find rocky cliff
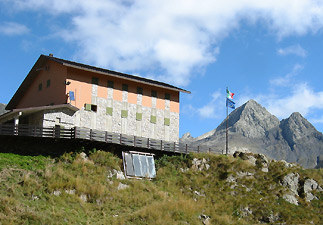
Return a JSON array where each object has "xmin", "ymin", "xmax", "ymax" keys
[{"xmin": 181, "ymin": 99, "xmax": 323, "ymax": 168}]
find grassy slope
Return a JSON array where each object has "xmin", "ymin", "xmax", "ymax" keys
[{"xmin": 0, "ymin": 151, "xmax": 322, "ymax": 225}]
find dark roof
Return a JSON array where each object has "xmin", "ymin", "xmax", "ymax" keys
[{"xmin": 6, "ymin": 54, "xmax": 190, "ymax": 110}]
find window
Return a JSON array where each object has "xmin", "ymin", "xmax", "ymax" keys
[
  {"xmin": 92, "ymin": 77, "xmax": 99, "ymax": 85},
  {"xmin": 165, "ymin": 93, "xmax": 170, "ymax": 100},
  {"xmin": 38, "ymin": 83, "xmax": 42, "ymax": 91},
  {"xmin": 136, "ymin": 113, "xmax": 142, "ymax": 121},
  {"xmin": 137, "ymin": 87, "xmax": 143, "ymax": 95},
  {"xmin": 150, "ymin": 115, "xmax": 156, "ymax": 124},
  {"xmin": 121, "ymin": 110, "xmax": 128, "ymax": 118},
  {"xmin": 151, "ymin": 90, "xmax": 157, "ymax": 98},
  {"xmin": 122, "ymin": 151, "xmax": 156, "ymax": 178},
  {"xmin": 107, "ymin": 80, "xmax": 114, "ymax": 88},
  {"xmin": 106, "ymin": 107, "xmax": 113, "ymax": 116},
  {"xmin": 46, "ymin": 79, "xmax": 51, "ymax": 88},
  {"xmin": 85, "ymin": 103, "xmax": 97, "ymax": 112},
  {"xmin": 164, "ymin": 118, "xmax": 170, "ymax": 126},
  {"xmin": 122, "ymin": 84, "xmax": 128, "ymax": 91}
]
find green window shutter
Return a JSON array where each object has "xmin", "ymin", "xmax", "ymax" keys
[
  {"xmin": 164, "ymin": 118, "xmax": 170, "ymax": 126},
  {"xmin": 121, "ymin": 110, "xmax": 128, "ymax": 118},
  {"xmin": 122, "ymin": 84, "xmax": 128, "ymax": 91},
  {"xmin": 107, "ymin": 80, "xmax": 114, "ymax": 88},
  {"xmin": 151, "ymin": 90, "xmax": 157, "ymax": 98},
  {"xmin": 165, "ymin": 93, "xmax": 170, "ymax": 100},
  {"xmin": 106, "ymin": 107, "xmax": 113, "ymax": 116},
  {"xmin": 85, "ymin": 104, "xmax": 91, "ymax": 111},
  {"xmin": 150, "ymin": 115, "xmax": 156, "ymax": 124},
  {"xmin": 47, "ymin": 79, "xmax": 51, "ymax": 88},
  {"xmin": 136, "ymin": 113, "xmax": 142, "ymax": 121},
  {"xmin": 92, "ymin": 77, "xmax": 99, "ymax": 85},
  {"xmin": 137, "ymin": 87, "xmax": 143, "ymax": 94},
  {"xmin": 38, "ymin": 83, "xmax": 42, "ymax": 91}
]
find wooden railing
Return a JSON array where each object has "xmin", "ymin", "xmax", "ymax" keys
[{"xmin": 0, "ymin": 124, "xmax": 221, "ymax": 154}]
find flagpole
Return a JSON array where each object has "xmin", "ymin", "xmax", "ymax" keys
[{"xmin": 226, "ymin": 87, "xmax": 229, "ymax": 155}]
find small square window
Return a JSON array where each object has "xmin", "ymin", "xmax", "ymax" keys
[
  {"xmin": 136, "ymin": 113, "xmax": 142, "ymax": 121},
  {"xmin": 106, "ymin": 107, "xmax": 113, "ymax": 116},
  {"xmin": 151, "ymin": 90, "xmax": 157, "ymax": 98},
  {"xmin": 122, "ymin": 84, "xmax": 128, "ymax": 91},
  {"xmin": 92, "ymin": 77, "xmax": 99, "ymax": 85},
  {"xmin": 165, "ymin": 93, "xmax": 170, "ymax": 100},
  {"xmin": 121, "ymin": 110, "xmax": 128, "ymax": 118},
  {"xmin": 47, "ymin": 79, "xmax": 51, "ymax": 88},
  {"xmin": 85, "ymin": 103, "xmax": 91, "ymax": 111},
  {"xmin": 150, "ymin": 115, "xmax": 156, "ymax": 124},
  {"xmin": 38, "ymin": 83, "xmax": 42, "ymax": 91},
  {"xmin": 164, "ymin": 118, "xmax": 170, "ymax": 126},
  {"xmin": 107, "ymin": 80, "xmax": 114, "ymax": 88},
  {"xmin": 137, "ymin": 87, "xmax": 143, "ymax": 95},
  {"xmin": 85, "ymin": 104, "xmax": 97, "ymax": 112},
  {"xmin": 91, "ymin": 105, "xmax": 97, "ymax": 112}
]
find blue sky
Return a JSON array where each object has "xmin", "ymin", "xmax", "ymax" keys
[{"xmin": 1, "ymin": 0, "xmax": 323, "ymax": 138}]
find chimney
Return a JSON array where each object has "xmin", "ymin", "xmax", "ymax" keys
[{"xmin": 49, "ymin": 53, "xmax": 53, "ymax": 57}]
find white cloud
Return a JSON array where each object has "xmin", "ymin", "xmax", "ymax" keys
[
  {"xmin": 198, "ymin": 91, "xmax": 223, "ymax": 118},
  {"xmin": 265, "ymin": 83, "xmax": 323, "ymax": 118},
  {"xmin": 277, "ymin": 44, "xmax": 307, "ymax": 57},
  {"xmin": 270, "ymin": 64, "xmax": 303, "ymax": 86},
  {"xmin": 2, "ymin": 0, "xmax": 323, "ymax": 85},
  {"xmin": 0, "ymin": 22, "xmax": 29, "ymax": 36},
  {"xmin": 239, "ymin": 64, "xmax": 323, "ymax": 119}
]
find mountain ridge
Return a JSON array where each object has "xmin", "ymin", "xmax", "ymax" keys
[{"xmin": 181, "ymin": 99, "xmax": 323, "ymax": 168}]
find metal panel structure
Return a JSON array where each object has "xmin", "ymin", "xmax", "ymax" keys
[{"xmin": 122, "ymin": 151, "xmax": 156, "ymax": 179}]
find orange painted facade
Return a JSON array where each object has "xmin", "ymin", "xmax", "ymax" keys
[
  {"xmin": 16, "ymin": 61, "xmax": 67, "ymax": 109},
  {"xmin": 66, "ymin": 67, "xmax": 92, "ymax": 109},
  {"xmin": 15, "ymin": 61, "xmax": 180, "ymax": 114}
]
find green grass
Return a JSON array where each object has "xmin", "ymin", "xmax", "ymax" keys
[
  {"xmin": 0, "ymin": 151, "xmax": 321, "ymax": 224},
  {"xmin": 0, "ymin": 153, "xmax": 50, "ymax": 171}
]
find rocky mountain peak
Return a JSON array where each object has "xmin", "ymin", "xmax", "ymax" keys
[
  {"xmin": 222, "ymin": 99, "xmax": 280, "ymax": 138},
  {"xmin": 185, "ymin": 99, "xmax": 323, "ymax": 168},
  {"xmin": 280, "ymin": 112, "xmax": 319, "ymax": 147}
]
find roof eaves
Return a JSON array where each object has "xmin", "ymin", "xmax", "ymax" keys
[{"xmin": 45, "ymin": 55, "xmax": 191, "ymax": 94}]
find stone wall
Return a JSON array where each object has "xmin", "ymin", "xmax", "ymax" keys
[
  {"xmin": 73, "ymin": 96, "xmax": 179, "ymax": 142},
  {"xmin": 43, "ymin": 108, "xmax": 76, "ymax": 128}
]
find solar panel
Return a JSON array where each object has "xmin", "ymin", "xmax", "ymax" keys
[
  {"xmin": 140, "ymin": 155, "xmax": 148, "ymax": 177},
  {"xmin": 132, "ymin": 154, "xmax": 142, "ymax": 177},
  {"xmin": 122, "ymin": 151, "xmax": 156, "ymax": 179},
  {"xmin": 147, "ymin": 156, "xmax": 156, "ymax": 178},
  {"xmin": 124, "ymin": 153, "xmax": 135, "ymax": 176}
]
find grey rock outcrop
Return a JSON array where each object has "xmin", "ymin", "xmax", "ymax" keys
[
  {"xmin": 281, "ymin": 173, "xmax": 300, "ymax": 205},
  {"xmin": 181, "ymin": 99, "xmax": 323, "ymax": 168},
  {"xmin": 303, "ymin": 179, "xmax": 322, "ymax": 202}
]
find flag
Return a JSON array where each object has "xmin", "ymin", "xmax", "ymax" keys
[
  {"xmin": 226, "ymin": 98, "xmax": 235, "ymax": 109},
  {"xmin": 69, "ymin": 91, "xmax": 75, "ymax": 101},
  {"xmin": 226, "ymin": 88, "xmax": 234, "ymax": 99}
]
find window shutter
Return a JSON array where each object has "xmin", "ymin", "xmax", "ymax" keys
[
  {"xmin": 106, "ymin": 107, "xmax": 113, "ymax": 116},
  {"xmin": 121, "ymin": 110, "xmax": 128, "ymax": 118},
  {"xmin": 92, "ymin": 77, "xmax": 99, "ymax": 85},
  {"xmin": 85, "ymin": 104, "xmax": 91, "ymax": 111},
  {"xmin": 136, "ymin": 113, "xmax": 142, "ymax": 121},
  {"xmin": 150, "ymin": 115, "xmax": 156, "ymax": 124},
  {"xmin": 164, "ymin": 118, "xmax": 170, "ymax": 126}
]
